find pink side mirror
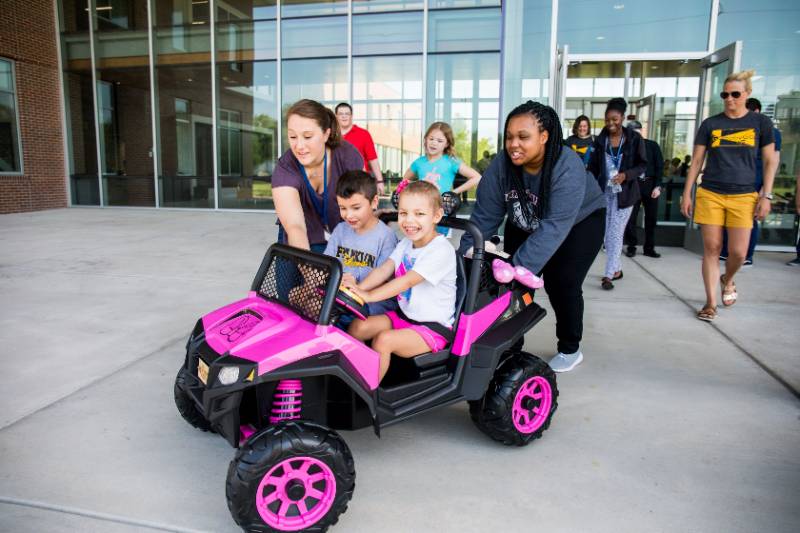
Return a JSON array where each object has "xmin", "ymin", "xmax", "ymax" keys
[
  {"xmin": 492, "ymin": 259, "xmax": 515, "ymax": 284},
  {"xmin": 513, "ymin": 265, "xmax": 544, "ymax": 289}
]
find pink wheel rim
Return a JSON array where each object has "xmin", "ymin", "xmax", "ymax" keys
[
  {"xmin": 255, "ymin": 456, "xmax": 336, "ymax": 531},
  {"xmin": 511, "ymin": 376, "xmax": 553, "ymax": 434}
]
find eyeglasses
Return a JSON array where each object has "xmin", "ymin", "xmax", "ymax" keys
[{"xmin": 720, "ymin": 91, "xmax": 742, "ymax": 100}]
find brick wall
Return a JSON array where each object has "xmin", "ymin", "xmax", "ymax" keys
[{"xmin": 0, "ymin": 0, "xmax": 68, "ymax": 214}]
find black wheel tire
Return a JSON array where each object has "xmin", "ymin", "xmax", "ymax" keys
[
  {"xmin": 469, "ymin": 351, "xmax": 559, "ymax": 446},
  {"xmin": 226, "ymin": 421, "xmax": 355, "ymax": 533},
  {"xmin": 174, "ymin": 368, "xmax": 214, "ymax": 432}
]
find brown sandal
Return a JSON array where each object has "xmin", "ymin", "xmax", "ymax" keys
[
  {"xmin": 697, "ymin": 306, "xmax": 717, "ymax": 322},
  {"xmin": 720, "ymin": 275, "xmax": 737, "ymax": 307}
]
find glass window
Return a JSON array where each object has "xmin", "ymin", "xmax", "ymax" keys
[
  {"xmin": 352, "ymin": 0, "xmax": 422, "ymax": 13},
  {"xmin": 558, "ymin": 0, "xmax": 711, "ymax": 54},
  {"xmin": 428, "ymin": 7, "xmax": 501, "ymax": 53},
  {"xmin": 353, "ymin": 56, "xmax": 423, "ymax": 190},
  {"xmin": 502, "ymin": 0, "xmax": 552, "ymax": 115},
  {"xmin": 427, "ymin": 53, "xmax": 500, "ymax": 184},
  {"xmin": 59, "ymin": 0, "xmax": 99, "ymax": 205},
  {"xmin": 281, "ymin": 57, "xmax": 347, "ymax": 147},
  {"xmin": 716, "ymin": 0, "xmax": 800, "ymax": 248},
  {"xmin": 217, "ymin": 61, "xmax": 278, "ymax": 209},
  {"xmin": 153, "ymin": 2, "xmax": 213, "ymax": 208},
  {"xmin": 174, "ymin": 98, "xmax": 194, "ymax": 175},
  {"xmin": 281, "ymin": 57, "xmax": 347, "ymax": 109},
  {"xmin": 281, "ymin": 0, "xmax": 347, "ymax": 18},
  {"xmin": 430, "ymin": 0, "xmax": 500, "ymax": 7},
  {"xmin": 281, "ymin": 16, "xmax": 347, "ymax": 59},
  {"xmin": 217, "ymin": 0, "xmax": 277, "ymax": 21},
  {"xmin": 218, "ymin": 109, "xmax": 242, "ymax": 176},
  {"xmin": 353, "ymin": 12, "xmax": 423, "ymax": 56},
  {"xmin": 93, "ymin": 0, "xmax": 155, "ymax": 207},
  {"xmin": 0, "ymin": 59, "xmax": 22, "ymax": 174},
  {"xmin": 153, "ymin": 1, "xmax": 211, "ymax": 59},
  {"xmin": 155, "ymin": 65, "xmax": 214, "ymax": 208},
  {"xmin": 217, "ymin": 20, "xmax": 277, "ymax": 62}
]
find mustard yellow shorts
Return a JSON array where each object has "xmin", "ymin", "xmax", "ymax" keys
[{"xmin": 694, "ymin": 187, "xmax": 757, "ymax": 229}]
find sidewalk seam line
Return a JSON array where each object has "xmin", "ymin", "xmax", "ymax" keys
[
  {"xmin": 0, "ymin": 496, "xmax": 210, "ymax": 533},
  {"xmin": 630, "ymin": 256, "xmax": 800, "ymax": 401},
  {"xmin": 0, "ymin": 333, "xmax": 187, "ymax": 433}
]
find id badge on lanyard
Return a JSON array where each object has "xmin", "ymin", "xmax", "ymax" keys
[{"xmin": 298, "ymin": 151, "xmax": 330, "ymax": 238}]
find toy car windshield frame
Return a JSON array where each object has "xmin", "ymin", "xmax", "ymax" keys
[{"xmin": 250, "ymin": 243, "xmax": 344, "ymax": 326}]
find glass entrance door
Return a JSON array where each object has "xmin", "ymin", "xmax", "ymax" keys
[
  {"xmin": 683, "ymin": 42, "xmax": 742, "ymax": 252},
  {"xmin": 629, "ymin": 94, "xmax": 655, "ymax": 138}
]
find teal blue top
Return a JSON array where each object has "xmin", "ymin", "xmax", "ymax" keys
[{"xmin": 410, "ymin": 154, "xmax": 461, "ymax": 192}]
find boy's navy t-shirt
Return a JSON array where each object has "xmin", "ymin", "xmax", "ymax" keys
[{"xmin": 695, "ymin": 111, "xmax": 775, "ymax": 194}]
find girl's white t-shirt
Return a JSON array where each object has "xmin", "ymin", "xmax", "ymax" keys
[{"xmin": 388, "ymin": 235, "xmax": 457, "ymax": 328}]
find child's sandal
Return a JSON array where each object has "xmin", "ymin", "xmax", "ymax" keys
[
  {"xmin": 697, "ymin": 306, "xmax": 717, "ymax": 322},
  {"xmin": 720, "ymin": 275, "xmax": 737, "ymax": 307}
]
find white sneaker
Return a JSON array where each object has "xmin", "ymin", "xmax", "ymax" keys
[{"xmin": 549, "ymin": 351, "xmax": 583, "ymax": 372}]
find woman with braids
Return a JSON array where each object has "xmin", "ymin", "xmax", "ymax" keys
[
  {"xmin": 587, "ymin": 97, "xmax": 646, "ymax": 290},
  {"xmin": 273, "ymin": 99, "xmax": 365, "ymax": 252},
  {"xmin": 459, "ymin": 101, "xmax": 606, "ymax": 373}
]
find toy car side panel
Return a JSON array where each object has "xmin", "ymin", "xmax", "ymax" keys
[
  {"xmin": 255, "ymin": 351, "xmax": 377, "ymax": 429},
  {"xmin": 460, "ymin": 302, "xmax": 547, "ymax": 400}
]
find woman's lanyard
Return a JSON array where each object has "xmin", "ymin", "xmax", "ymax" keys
[
  {"xmin": 297, "ymin": 151, "xmax": 328, "ymax": 232},
  {"xmin": 606, "ymin": 135, "xmax": 624, "ymax": 172}
]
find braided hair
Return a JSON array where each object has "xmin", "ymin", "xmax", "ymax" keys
[{"xmin": 503, "ymin": 100, "xmax": 563, "ymax": 225}]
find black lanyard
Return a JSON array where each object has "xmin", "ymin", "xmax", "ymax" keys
[{"xmin": 297, "ymin": 151, "xmax": 328, "ymax": 230}]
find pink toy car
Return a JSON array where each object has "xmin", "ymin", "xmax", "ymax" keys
[{"xmin": 174, "ymin": 215, "xmax": 559, "ymax": 532}]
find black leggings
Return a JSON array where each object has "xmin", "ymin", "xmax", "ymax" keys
[{"xmin": 504, "ymin": 209, "xmax": 605, "ymax": 354}]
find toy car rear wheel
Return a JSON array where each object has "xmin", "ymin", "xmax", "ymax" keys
[
  {"xmin": 226, "ymin": 420, "xmax": 355, "ymax": 532},
  {"xmin": 469, "ymin": 351, "xmax": 558, "ymax": 446},
  {"xmin": 174, "ymin": 368, "xmax": 214, "ymax": 432}
]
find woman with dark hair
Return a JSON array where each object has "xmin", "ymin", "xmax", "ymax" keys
[
  {"xmin": 587, "ymin": 98, "xmax": 646, "ymax": 290},
  {"xmin": 460, "ymin": 101, "xmax": 606, "ymax": 373},
  {"xmin": 565, "ymin": 115, "xmax": 594, "ymax": 168},
  {"xmin": 272, "ymin": 99, "xmax": 365, "ymax": 252}
]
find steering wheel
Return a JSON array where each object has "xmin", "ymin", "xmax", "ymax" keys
[{"xmin": 318, "ymin": 286, "xmax": 369, "ymax": 321}]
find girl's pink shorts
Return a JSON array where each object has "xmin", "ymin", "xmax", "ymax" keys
[{"xmin": 385, "ymin": 311, "xmax": 449, "ymax": 352}]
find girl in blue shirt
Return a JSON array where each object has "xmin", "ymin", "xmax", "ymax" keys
[{"xmin": 403, "ymin": 122, "xmax": 481, "ymax": 195}]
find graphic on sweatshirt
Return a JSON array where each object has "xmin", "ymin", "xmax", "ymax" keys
[{"xmin": 504, "ymin": 188, "xmax": 540, "ymax": 232}]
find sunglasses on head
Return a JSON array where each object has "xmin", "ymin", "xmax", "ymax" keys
[{"xmin": 720, "ymin": 91, "xmax": 742, "ymax": 100}]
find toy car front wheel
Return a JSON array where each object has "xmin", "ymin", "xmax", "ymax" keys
[
  {"xmin": 226, "ymin": 421, "xmax": 355, "ymax": 532},
  {"xmin": 469, "ymin": 351, "xmax": 558, "ymax": 446},
  {"xmin": 174, "ymin": 368, "xmax": 214, "ymax": 432}
]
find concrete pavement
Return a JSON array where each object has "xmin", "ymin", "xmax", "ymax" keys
[{"xmin": 1, "ymin": 208, "xmax": 798, "ymax": 533}]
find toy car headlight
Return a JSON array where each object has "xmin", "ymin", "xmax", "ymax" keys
[{"xmin": 217, "ymin": 366, "xmax": 240, "ymax": 386}]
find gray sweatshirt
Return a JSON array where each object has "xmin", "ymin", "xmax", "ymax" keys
[{"xmin": 459, "ymin": 148, "xmax": 605, "ymax": 273}]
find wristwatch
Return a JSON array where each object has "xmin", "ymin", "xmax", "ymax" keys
[{"xmin": 761, "ymin": 192, "xmax": 774, "ymax": 201}]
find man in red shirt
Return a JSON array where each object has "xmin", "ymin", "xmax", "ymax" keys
[{"xmin": 335, "ymin": 103, "xmax": 385, "ymax": 195}]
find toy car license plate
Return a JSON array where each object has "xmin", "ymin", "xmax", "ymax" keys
[{"xmin": 197, "ymin": 359, "xmax": 209, "ymax": 385}]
